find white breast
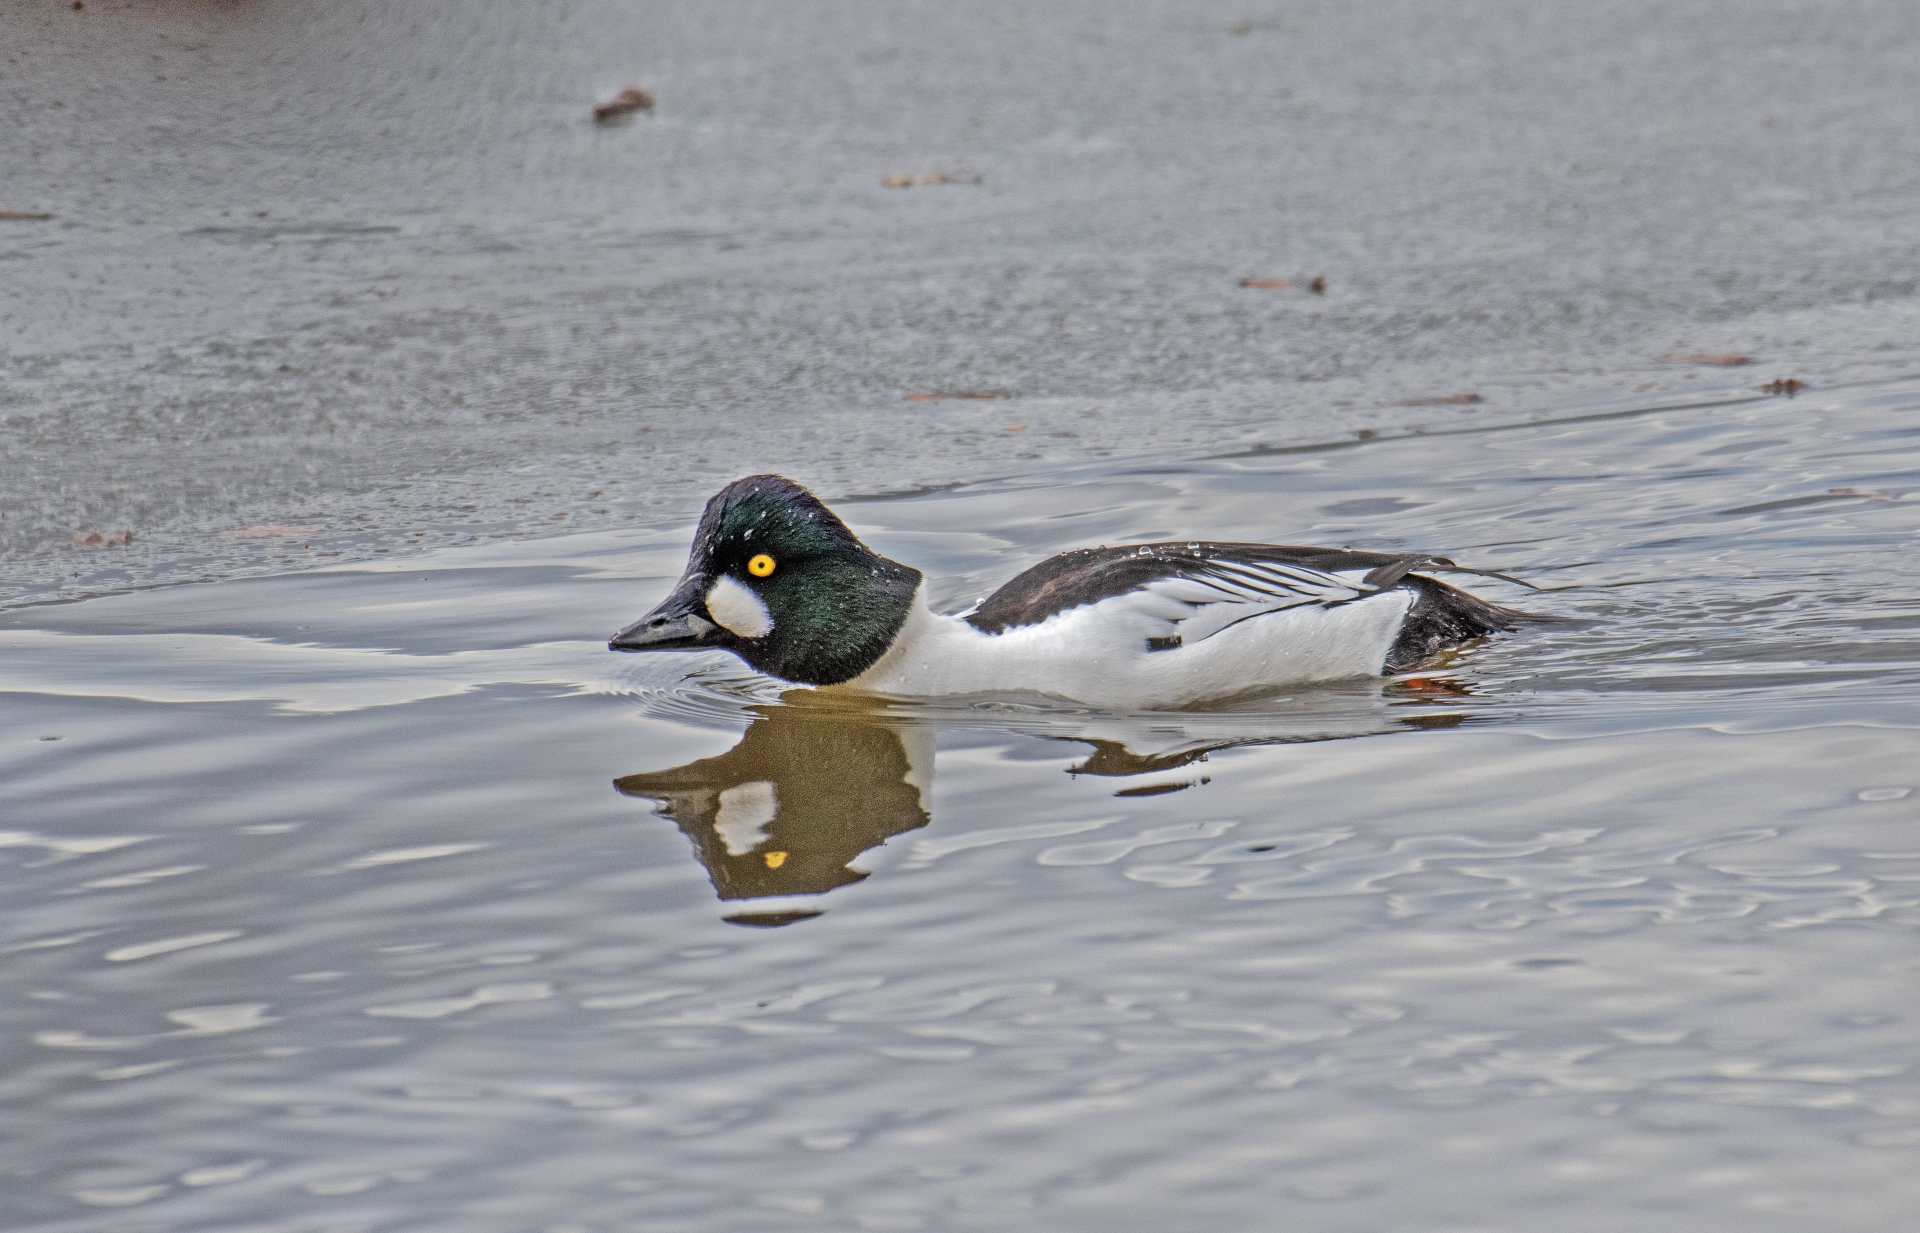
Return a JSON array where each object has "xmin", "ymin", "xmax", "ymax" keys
[{"xmin": 842, "ymin": 583, "xmax": 1414, "ymax": 709}]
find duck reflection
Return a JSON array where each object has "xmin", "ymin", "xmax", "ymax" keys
[
  {"xmin": 614, "ymin": 697, "xmax": 934, "ymax": 927},
  {"xmin": 614, "ymin": 681, "xmax": 1470, "ymax": 927}
]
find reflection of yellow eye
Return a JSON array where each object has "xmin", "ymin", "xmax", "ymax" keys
[{"xmin": 747, "ymin": 554, "xmax": 776, "ymax": 577}]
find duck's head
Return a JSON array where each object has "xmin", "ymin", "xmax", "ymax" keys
[{"xmin": 609, "ymin": 474, "xmax": 922, "ymax": 686}]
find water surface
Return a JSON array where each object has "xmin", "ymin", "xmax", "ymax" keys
[
  {"xmin": 9, "ymin": 0, "xmax": 1920, "ymax": 603},
  {"xmin": 6, "ymin": 375, "xmax": 1919, "ymax": 1231}
]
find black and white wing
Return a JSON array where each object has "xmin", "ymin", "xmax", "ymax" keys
[
  {"xmin": 964, "ymin": 541, "xmax": 1428, "ymax": 651},
  {"xmin": 964, "ymin": 540, "xmax": 1533, "ymax": 665},
  {"xmin": 1122, "ymin": 557, "xmax": 1383, "ymax": 649}
]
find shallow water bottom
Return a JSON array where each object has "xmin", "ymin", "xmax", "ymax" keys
[{"xmin": 5, "ymin": 378, "xmax": 1920, "ymax": 1231}]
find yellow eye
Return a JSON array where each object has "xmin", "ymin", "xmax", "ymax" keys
[{"xmin": 747, "ymin": 553, "xmax": 776, "ymax": 577}]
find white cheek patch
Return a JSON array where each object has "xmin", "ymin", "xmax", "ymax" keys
[{"xmin": 706, "ymin": 574, "xmax": 774, "ymax": 639}]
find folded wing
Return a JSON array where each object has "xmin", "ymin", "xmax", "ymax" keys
[{"xmin": 1127, "ymin": 558, "xmax": 1383, "ymax": 648}]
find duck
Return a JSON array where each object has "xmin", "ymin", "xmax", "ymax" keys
[{"xmin": 608, "ymin": 474, "xmax": 1532, "ymax": 710}]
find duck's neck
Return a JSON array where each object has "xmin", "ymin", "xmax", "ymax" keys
[{"xmin": 838, "ymin": 590, "xmax": 988, "ymax": 694}]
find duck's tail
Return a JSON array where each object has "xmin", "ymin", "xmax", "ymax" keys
[{"xmin": 1384, "ymin": 572, "xmax": 1537, "ymax": 674}]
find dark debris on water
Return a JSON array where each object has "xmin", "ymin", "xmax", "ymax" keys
[
  {"xmin": 1239, "ymin": 275, "xmax": 1327, "ymax": 293},
  {"xmin": 593, "ymin": 86, "xmax": 654, "ymax": 123},
  {"xmin": 1665, "ymin": 351, "xmax": 1753, "ymax": 366},
  {"xmin": 882, "ymin": 172, "xmax": 982, "ymax": 188},
  {"xmin": 904, "ymin": 390, "xmax": 1015, "ymax": 402}
]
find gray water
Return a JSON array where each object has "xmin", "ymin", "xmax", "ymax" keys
[
  {"xmin": 7, "ymin": 2, "xmax": 1920, "ymax": 1231},
  {"xmin": 7, "ymin": 0, "xmax": 1920, "ymax": 604},
  {"xmin": 7, "ymin": 378, "xmax": 1920, "ymax": 1231}
]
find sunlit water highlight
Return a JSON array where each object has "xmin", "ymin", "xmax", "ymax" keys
[{"xmin": 4, "ymin": 377, "xmax": 1919, "ymax": 1232}]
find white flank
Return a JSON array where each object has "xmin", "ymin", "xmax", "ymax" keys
[
  {"xmin": 842, "ymin": 582, "xmax": 1415, "ymax": 709},
  {"xmin": 706, "ymin": 574, "xmax": 773, "ymax": 638}
]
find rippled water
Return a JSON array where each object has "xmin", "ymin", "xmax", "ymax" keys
[{"xmin": 6, "ymin": 375, "xmax": 1919, "ymax": 1231}]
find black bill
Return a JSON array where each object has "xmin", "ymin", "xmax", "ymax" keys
[{"xmin": 609, "ymin": 574, "xmax": 735, "ymax": 652}]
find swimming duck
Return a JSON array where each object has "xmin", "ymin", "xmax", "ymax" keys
[{"xmin": 609, "ymin": 474, "xmax": 1530, "ymax": 709}]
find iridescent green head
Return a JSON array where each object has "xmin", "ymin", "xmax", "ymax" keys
[{"xmin": 609, "ymin": 475, "xmax": 921, "ymax": 686}]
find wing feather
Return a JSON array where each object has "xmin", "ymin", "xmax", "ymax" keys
[
  {"xmin": 964, "ymin": 540, "xmax": 1531, "ymax": 647},
  {"xmin": 1062, "ymin": 557, "xmax": 1386, "ymax": 651}
]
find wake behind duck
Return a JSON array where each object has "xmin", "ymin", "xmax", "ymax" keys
[{"xmin": 609, "ymin": 474, "xmax": 1533, "ymax": 709}]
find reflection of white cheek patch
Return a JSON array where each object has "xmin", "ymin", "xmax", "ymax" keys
[
  {"xmin": 714, "ymin": 780, "xmax": 777, "ymax": 855},
  {"xmin": 706, "ymin": 574, "xmax": 773, "ymax": 639}
]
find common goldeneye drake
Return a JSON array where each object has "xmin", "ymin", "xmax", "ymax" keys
[{"xmin": 609, "ymin": 474, "xmax": 1531, "ymax": 709}]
